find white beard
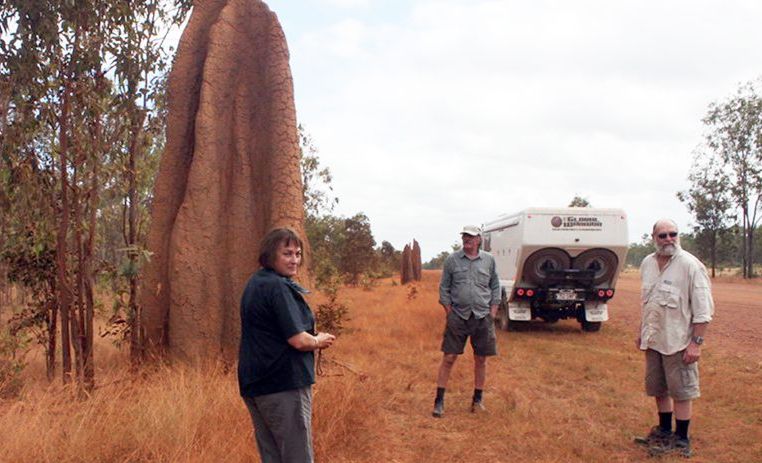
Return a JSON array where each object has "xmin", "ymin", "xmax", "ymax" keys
[{"xmin": 656, "ymin": 242, "xmax": 680, "ymax": 256}]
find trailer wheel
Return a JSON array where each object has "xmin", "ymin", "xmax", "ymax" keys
[
  {"xmin": 522, "ymin": 248, "xmax": 572, "ymax": 285},
  {"xmin": 580, "ymin": 321, "xmax": 602, "ymax": 332},
  {"xmin": 572, "ymin": 249, "xmax": 619, "ymax": 285},
  {"xmin": 496, "ymin": 299, "xmax": 510, "ymax": 331}
]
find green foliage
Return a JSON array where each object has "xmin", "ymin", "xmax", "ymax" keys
[
  {"xmin": 678, "ymin": 154, "xmax": 735, "ymax": 275},
  {"xmin": 627, "ymin": 227, "xmax": 751, "ymax": 270},
  {"xmin": 358, "ymin": 272, "xmax": 376, "ymax": 291},
  {"xmin": 98, "ymin": 287, "xmax": 131, "ymax": 347},
  {"xmin": 1, "ymin": 0, "xmax": 193, "ymax": 379},
  {"xmin": 375, "ymin": 240, "xmax": 401, "ymax": 277},
  {"xmin": 1, "ymin": 231, "xmax": 56, "ymax": 360},
  {"xmin": 341, "ymin": 213, "xmax": 377, "ymax": 284},
  {"xmin": 0, "ymin": 326, "xmax": 28, "ymax": 398},
  {"xmin": 677, "ymin": 155, "xmax": 734, "ymax": 230},
  {"xmin": 625, "ymin": 234, "xmax": 652, "ymax": 268},
  {"xmin": 305, "ymin": 214, "xmax": 342, "ymax": 289},
  {"xmin": 305, "ymin": 212, "xmax": 380, "ymax": 286},
  {"xmin": 300, "ymin": 124, "xmax": 338, "ymax": 218},
  {"xmin": 568, "ymin": 195, "xmax": 591, "ymax": 207},
  {"xmin": 423, "ymin": 251, "xmax": 450, "ymax": 270},
  {"xmin": 684, "ymin": 224, "xmax": 744, "ymax": 268},
  {"xmin": 312, "ymin": 274, "xmax": 349, "ymax": 337}
]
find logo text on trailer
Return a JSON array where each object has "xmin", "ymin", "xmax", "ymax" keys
[{"xmin": 551, "ymin": 216, "xmax": 603, "ymax": 230}]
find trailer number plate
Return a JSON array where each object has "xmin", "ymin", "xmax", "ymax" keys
[{"xmin": 556, "ymin": 289, "xmax": 578, "ymax": 301}]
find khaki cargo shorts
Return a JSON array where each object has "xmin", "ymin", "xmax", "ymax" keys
[
  {"xmin": 441, "ymin": 311, "xmax": 497, "ymax": 356},
  {"xmin": 645, "ymin": 349, "xmax": 700, "ymax": 401}
]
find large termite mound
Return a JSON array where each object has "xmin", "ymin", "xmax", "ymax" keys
[
  {"xmin": 140, "ymin": 0, "xmax": 305, "ymax": 362},
  {"xmin": 400, "ymin": 239, "xmax": 422, "ymax": 284}
]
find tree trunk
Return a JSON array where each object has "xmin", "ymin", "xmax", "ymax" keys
[
  {"xmin": 710, "ymin": 231, "xmax": 717, "ymax": 278},
  {"xmin": 71, "ymin": 165, "xmax": 85, "ymax": 388},
  {"xmin": 127, "ymin": 108, "xmax": 145, "ymax": 365},
  {"xmin": 741, "ymin": 205, "xmax": 750, "ymax": 278},
  {"xmin": 82, "ymin": 113, "xmax": 101, "ymax": 390},
  {"xmin": 46, "ymin": 289, "xmax": 57, "ymax": 382},
  {"xmin": 748, "ymin": 225, "xmax": 755, "ymax": 278},
  {"xmin": 0, "ymin": 264, "xmax": 7, "ymax": 310},
  {"xmin": 747, "ymin": 195, "xmax": 760, "ymax": 278},
  {"xmin": 56, "ymin": 79, "xmax": 74, "ymax": 384}
]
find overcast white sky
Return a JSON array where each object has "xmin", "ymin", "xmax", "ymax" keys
[{"xmin": 264, "ymin": 0, "xmax": 762, "ymax": 260}]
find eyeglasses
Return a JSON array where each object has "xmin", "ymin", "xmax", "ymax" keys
[{"xmin": 657, "ymin": 232, "xmax": 678, "ymax": 239}]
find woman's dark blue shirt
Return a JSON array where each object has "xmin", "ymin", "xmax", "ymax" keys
[{"xmin": 238, "ymin": 268, "xmax": 315, "ymax": 397}]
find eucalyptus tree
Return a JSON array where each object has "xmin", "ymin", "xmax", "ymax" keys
[
  {"xmin": 0, "ymin": 0, "xmax": 190, "ymax": 387},
  {"xmin": 1, "ymin": 1, "xmax": 121, "ymax": 389},
  {"xmin": 677, "ymin": 154, "xmax": 734, "ymax": 277},
  {"xmin": 300, "ymin": 124, "xmax": 338, "ymax": 219},
  {"xmin": 2, "ymin": 2, "xmax": 93, "ymax": 384},
  {"xmin": 104, "ymin": 0, "xmax": 191, "ymax": 363},
  {"xmin": 703, "ymin": 79, "xmax": 762, "ymax": 278}
]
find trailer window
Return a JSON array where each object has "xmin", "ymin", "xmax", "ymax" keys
[{"xmin": 483, "ymin": 233, "xmax": 491, "ymax": 252}]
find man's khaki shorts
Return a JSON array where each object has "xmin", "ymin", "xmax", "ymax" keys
[
  {"xmin": 645, "ymin": 349, "xmax": 700, "ymax": 401},
  {"xmin": 441, "ymin": 311, "xmax": 497, "ymax": 356}
]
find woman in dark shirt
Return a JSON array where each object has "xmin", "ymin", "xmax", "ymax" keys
[{"xmin": 238, "ymin": 227, "xmax": 336, "ymax": 463}]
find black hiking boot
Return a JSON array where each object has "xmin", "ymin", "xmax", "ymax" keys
[
  {"xmin": 432, "ymin": 400, "xmax": 444, "ymax": 418},
  {"xmin": 634, "ymin": 425, "xmax": 673, "ymax": 447},
  {"xmin": 470, "ymin": 400, "xmax": 486, "ymax": 413},
  {"xmin": 650, "ymin": 436, "xmax": 692, "ymax": 458}
]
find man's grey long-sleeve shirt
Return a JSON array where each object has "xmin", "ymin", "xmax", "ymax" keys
[{"xmin": 439, "ymin": 250, "xmax": 501, "ymax": 320}]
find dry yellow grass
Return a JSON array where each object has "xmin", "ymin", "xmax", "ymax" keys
[{"xmin": 1, "ymin": 270, "xmax": 761, "ymax": 462}]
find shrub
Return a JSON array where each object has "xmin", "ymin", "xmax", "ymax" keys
[
  {"xmin": 0, "ymin": 326, "xmax": 28, "ymax": 398},
  {"xmin": 313, "ymin": 275, "xmax": 349, "ymax": 337}
]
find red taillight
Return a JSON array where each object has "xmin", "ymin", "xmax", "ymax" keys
[
  {"xmin": 606, "ymin": 289, "xmax": 614, "ymax": 297},
  {"xmin": 598, "ymin": 290, "xmax": 605, "ymax": 297},
  {"xmin": 517, "ymin": 288, "xmax": 525, "ymax": 296},
  {"xmin": 526, "ymin": 289, "xmax": 535, "ymax": 297}
]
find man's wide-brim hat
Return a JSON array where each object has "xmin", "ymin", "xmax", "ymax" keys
[{"xmin": 461, "ymin": 225, "xmax": 482, "ymax": 236}]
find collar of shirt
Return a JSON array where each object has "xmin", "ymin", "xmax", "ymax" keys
[
  {"xmin": 655, "ymin": 248, "xmax": 683, "ymax": 273},
  {"xmin": 456, "ymin": 249, "xmax": 482, "ymax": 261},
  {"xmin": 261, "ymin": 268, "xmax": 311, "ymax": 294}
]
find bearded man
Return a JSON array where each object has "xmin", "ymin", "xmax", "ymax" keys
[{"xmin": 634, "ymin": 219, "xmax": 714, "ymax": 458}]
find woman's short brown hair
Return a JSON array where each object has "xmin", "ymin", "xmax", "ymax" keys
[{"xmin": 258, "ymin": 227, "xmax": 304, "ymax": 269}]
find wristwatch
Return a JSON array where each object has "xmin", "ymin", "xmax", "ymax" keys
[{"xmin": 691, "ymin": 335, "xmax": 704, "ymax": 345}]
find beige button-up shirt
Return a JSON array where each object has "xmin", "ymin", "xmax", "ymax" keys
[{"xmin": 639, "ymin": 248, "xmax": 714, "ymax": 355}]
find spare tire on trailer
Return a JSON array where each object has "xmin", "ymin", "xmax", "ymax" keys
[
  {"xmin": 522, "ymin": 248, "xmax": 571, "ymax": 286},
  {"xmin": 572, "ymin": 248, "xmax": 619, "ymax": 285}
]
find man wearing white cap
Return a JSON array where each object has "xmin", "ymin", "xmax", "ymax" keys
[{"xmin": 432, "ymin": 225, "xmax": 500, "ymax": 418}]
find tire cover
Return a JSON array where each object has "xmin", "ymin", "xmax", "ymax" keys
[
  {"xmin": 522, "ymin": 248, "xmax": 571, "ymax": 285},
  {"xmin": 572, "ymin": 248, "xmax": 618, "ymax": 285}
]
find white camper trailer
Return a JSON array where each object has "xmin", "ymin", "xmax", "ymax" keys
[{"xmin": 482, "ymin": 208, "xmax": 629, "ymax": 332}]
